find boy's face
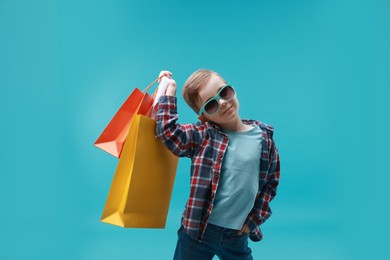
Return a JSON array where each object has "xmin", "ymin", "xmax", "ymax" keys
[{"xmin": 197, "ymin": 74, "xmax": 241, "ymax": 127}]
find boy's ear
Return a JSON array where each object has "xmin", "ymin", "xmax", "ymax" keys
[{"xmin": 198, "ymin": 114, "xmax": 207, "ymax": 123}]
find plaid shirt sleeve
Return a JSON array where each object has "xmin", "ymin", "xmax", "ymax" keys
[
  {"xmin": 155, "ymin": 95, "xmax": 205, "ymax": 158},
  {"xmin": 245, "ymin": 137, "xmax": 280, "ymax": 241}
]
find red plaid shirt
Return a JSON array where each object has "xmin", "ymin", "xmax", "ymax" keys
[{"xmin": 156, "ymin": 96, "xmax": 280, "ymax": 242}]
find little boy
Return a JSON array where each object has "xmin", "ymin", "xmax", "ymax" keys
[{"xmin": 155, "ymin": 69, "xmax": 280, "ymax": 260}]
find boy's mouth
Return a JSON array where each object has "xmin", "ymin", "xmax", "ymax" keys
[{"xmin": 222, "ymin": 106, "xmax": 233, "ymax": 115}]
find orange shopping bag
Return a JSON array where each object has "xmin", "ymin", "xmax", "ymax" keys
[
  {"xmin": 100, "ymin": 114, "xmax": 178, "ymax": 228},
  {"xmin": 94, "ymin": 78, "xmax": 160, "ymax": 158}
]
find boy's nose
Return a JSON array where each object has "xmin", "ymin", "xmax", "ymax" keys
[{"xmin": 219, "ymin": 98, "xmax": 227, "ymax": 108}]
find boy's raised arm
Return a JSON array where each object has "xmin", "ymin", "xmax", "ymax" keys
[{"xmin": 155, "ymin": 71, "xmax": 206, "ymax": 158}]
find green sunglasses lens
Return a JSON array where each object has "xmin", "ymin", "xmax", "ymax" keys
[
  {"xmin": 220, "ymin": 85, "xmax": 235, "ymax": 100},
  {"xmin": 204, "ymin": 99, "xmax": 219, "ymax": 114}
]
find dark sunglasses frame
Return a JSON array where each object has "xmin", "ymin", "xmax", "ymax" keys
[{"xmin": 198, "ymin": 83, "xmax": 236, "ymax": 116}]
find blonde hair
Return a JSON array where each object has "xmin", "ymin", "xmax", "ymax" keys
[{"xmin": 182, "ymin": 69, "xmax": 226, "ymax": 113}]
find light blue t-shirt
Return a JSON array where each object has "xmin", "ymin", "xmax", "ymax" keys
[{"xmin": 208, "ymin": 124, "xmax": 263, "ymax": 230}]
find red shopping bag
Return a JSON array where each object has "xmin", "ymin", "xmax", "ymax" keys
[{"xmin": 94, "ymin": 77, "xmax": 160, "ymax": 158}]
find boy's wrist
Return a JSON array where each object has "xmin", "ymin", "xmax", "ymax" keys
[
  {"xmin": 165, "ymin": 78, "xmax": 177, "ymax": 96},
  {"xmin": 165, "ymin": 88, "xmax": 176, "ymax": 96}
]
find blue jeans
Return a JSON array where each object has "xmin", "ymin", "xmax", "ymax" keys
[{"xmin": 173, "ymin": 224, "xmax": 253, "ymax": 260}]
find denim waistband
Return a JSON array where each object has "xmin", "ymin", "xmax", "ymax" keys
[{"xmin": 206, "ymin": 223, "xmax": 239, "ymax": 233}]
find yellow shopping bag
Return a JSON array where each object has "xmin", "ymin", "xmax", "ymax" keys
[{"xmin": 101, "ymin": 114, "xmax": 178, "ymax": 228}]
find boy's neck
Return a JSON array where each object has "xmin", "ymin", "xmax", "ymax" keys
[{"xmin": 218, "ymin": 119, "xmax": 252, "ymax": 132}]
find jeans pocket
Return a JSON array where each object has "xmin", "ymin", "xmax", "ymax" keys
[
  {"xmin": 180, "ymin": 228, "xmax": 202, "ymax": 243},
  {"xmin": 233, "ymin": 231, "xmax": 250, "ymax": 240}
]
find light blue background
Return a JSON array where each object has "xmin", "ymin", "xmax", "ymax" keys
[{"xmin": 0, "ymin": 0, "xmax": 389, "ymax": 259}]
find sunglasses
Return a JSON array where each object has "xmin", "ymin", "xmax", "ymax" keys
[{"xmin": 198, "ymin": 83, "xmax": 236, "ymax": 116}]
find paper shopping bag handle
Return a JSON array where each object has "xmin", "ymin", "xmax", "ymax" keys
[{"xmin": 143, "ymin": 75, "xmax": 165, "ymax": 94}]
